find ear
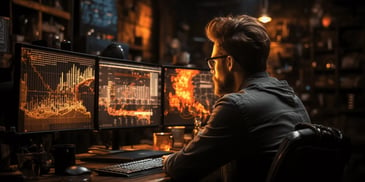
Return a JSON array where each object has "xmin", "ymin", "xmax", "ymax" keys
[{"xmin": 226, "ymin": 56, "xmax": 234, "ymax": 72}]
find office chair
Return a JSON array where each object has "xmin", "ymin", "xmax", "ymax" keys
[{"xmin": 266, "ymin": 123, "xmax": 352, "ymax": 182}]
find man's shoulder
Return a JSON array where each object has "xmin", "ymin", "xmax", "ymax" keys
[{"xmin": 216, "ymin": 92, "xmax": 252, "ymax": 106}]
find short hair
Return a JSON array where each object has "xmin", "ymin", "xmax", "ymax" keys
[{"xmin": 205, "ymin": 15, "xmax": 271, "ymax": 76}]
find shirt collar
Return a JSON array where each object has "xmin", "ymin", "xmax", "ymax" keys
[{"xmin": 244, "ymin": 72, "xmax": 270, "ymax": 88}]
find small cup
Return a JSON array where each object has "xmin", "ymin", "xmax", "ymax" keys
[
  {"xmin": 153, "ymin": 132, "xmax": 172, "ymax": 151},
  {"xmin": 52, "ymin": 144, "xmax": 76, "ymax": 175},
  {"xmin": 168, "ymin": 126, "xmax": 186, "ymax": 149}
]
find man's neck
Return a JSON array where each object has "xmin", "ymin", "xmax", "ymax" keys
[{"xmin": 233, "ymin": 71, "xmax": 246, "ymax": 92}]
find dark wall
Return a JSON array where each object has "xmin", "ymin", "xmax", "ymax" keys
[{"xmin": 0, "ymin": 0, "xmax": 10, "ymax": 17}]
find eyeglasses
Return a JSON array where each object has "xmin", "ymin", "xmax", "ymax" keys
[{"xmin": 205, "ymin": 55, "xmax": 228, "ymax": 69}]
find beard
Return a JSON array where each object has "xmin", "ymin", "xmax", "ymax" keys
[{"xmin": 213, "ymin": 71, "xmax": 235, "ymax": 97}]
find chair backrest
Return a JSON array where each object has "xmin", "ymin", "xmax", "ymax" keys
[{"xmin": 266, "ymin": 123, "xmax": 352, "ymax": 182}]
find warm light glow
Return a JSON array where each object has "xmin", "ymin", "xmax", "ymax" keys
[
  {"xmin": 322, "ymin": 15, "xmax": 332, "ymax": 28},
  {"xmin": 258, "ymin": 0, "xmax": 272, "ymax": 24},
  {"xmin": 258, "ymin": 15, "xmax": 272, "ymax": 23},
  {"xmin": 168, "ymin": 69, "xmax": 210, "ymax": 119},
  {"xmin": 326, "ymin": 63, "xmax": 331, "ymax": 69},
  {"xmin": 312, "ymin": 61, "xmax": 317, "ymax": 68}
]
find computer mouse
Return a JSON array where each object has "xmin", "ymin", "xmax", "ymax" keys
[{"xmin": 64, "ymin": 165, "xmax": 91, "ymax": 176}]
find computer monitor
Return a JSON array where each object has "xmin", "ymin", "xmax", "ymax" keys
[
  {"xmin": 13, "ymin": 43, "xmax": 96, "ymax": 133},
  {"xmin": 97, "ymin": 57, "xmax": 162, "ymax": 129},
  {"xmin": 162, "ymin": 65, "xmax": 218, "ymax": 126}
]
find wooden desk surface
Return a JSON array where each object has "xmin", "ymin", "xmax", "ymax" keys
[
  {"xmin": 14, "ymin": 160, "xmax": 171, "ymax": 182},
  {"xmin": 27, "ymin": 172, "xmax": 169, "ymax": 182},
  {"xmin": 9, "ymin": 144, "xmax": 174, "ymax": 182},
  {"xmin": 1, "ymin": 168, "xmax": 169, "ymax": 182}
]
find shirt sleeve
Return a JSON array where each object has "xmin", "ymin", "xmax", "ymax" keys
[{"xmin": 163, "ymin": 96, "xmax": 244, "ymax": 181}]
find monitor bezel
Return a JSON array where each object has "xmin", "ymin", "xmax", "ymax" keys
[
  {"xmin": 161, "ymin": 64, "xmax": 216, "ymax": 127},
  {"xmin": 13, "ymin": 43, "xmax": 97, "ymax": 134},
  {"xmin": 95, "ymin": 56, "xmax": 163, "ymax": 130}
]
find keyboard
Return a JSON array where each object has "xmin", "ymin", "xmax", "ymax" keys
[{"xmin": 94, "ymin": 157, "xmax": 164, "ymax": 177}]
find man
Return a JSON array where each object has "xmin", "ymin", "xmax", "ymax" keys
[{"xmin": 162, "ymin": 14, "xmax": 311, "ymax": 182}]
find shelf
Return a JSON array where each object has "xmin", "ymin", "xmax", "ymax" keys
[
  {"xmin": 314, "ymin": 87, "xmax": 363, "ymax": 93},
  {"xmin": 314, "ymin": 69, "xmax": 335, "ymax": 74},
  {"xmin": 338, "ymin": 87, "xmax": 363, "ymax": 93},
  {"xmin": 314, "ymin": 49, "xmax": 335, "ymax": 54},
  {"xmin": 310, "ymin": 107, "xmax": 365, "ymax": 117},
  {"xmin": 129, "ymin": 44, "xmax": 144, "ymax": 51},
  {"xmin": 310, "ymin": 24, "xmax": 365, "ymax": 121},
  {"xmin": 313, "ymin": 87, "xmax": 336, "ymax": 93},
  {"xmin": 340, "ymin": 47, "xmax": 363, "ymax": 54},
  {"xmin": 11, "ymin": 0, "xmax": 72, "ymax": 47},
  {"xmin": 338, "ymin": 108, "xmax": 365, "ymax": 116},
  {"xmin": 340, "ymin": 68, "xmax": 363, "ymax": 74},
  {"xmin": 12, "ymin": 0, "xmax": 70, "ymax": 20}
]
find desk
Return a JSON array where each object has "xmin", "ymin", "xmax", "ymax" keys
[
  {"xmin": 2, "ymin": 162, "xmax": 170, "ymax": 182},
  {"xmin": 2, "ymin": 144, "xmax": 173, "ymax": 182},
  {"xmin": 25, "ymin": 171, "xmax": 169, "ymax": 182}
]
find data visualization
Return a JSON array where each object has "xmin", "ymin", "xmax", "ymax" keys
[
  {"xmin": 163, "ymin": 66, "xmax": 217, "ymax": 126},
  {"xmin": 98, "ymin": 59, "xmax": 162, "ymax": 129},
  {"xmin": 16, "ymin": 44, "xmax": 95, "ymax": 133}
]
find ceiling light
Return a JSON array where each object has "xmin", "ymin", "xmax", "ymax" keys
[
  {"xmin": 258, "ymin": 0, "xmax": 272, "ymax": 23},
  {"xmin": 258, "ymin": 14, "xmax": 272, "ymax": 23}
]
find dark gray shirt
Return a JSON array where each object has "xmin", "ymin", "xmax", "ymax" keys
[{"xmin": 163, "ymin": 72, "xmax": 311, "ymax": 182}]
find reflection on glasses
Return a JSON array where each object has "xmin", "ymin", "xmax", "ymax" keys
[{"xmin": 205, "ymin": 55, "xmax": 228, "ymax": 69}]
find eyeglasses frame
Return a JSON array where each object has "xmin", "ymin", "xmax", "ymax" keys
[{"xmin": 205, "ymin": 55, "xmax": 228, "ymax": 69}]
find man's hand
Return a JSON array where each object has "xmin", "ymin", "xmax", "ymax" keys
[{"xmin": 162, "ymin": 154, "xmax": 170, "ymax": 164}]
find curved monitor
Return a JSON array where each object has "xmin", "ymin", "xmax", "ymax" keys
[
  {"xmin": 97, "ymin": 57, "xmax": 162, "ymax": 129},
  {"xmin": 162, "ymin": 65, "xmax": 218, "ymax": 126},
  {"xmin": 14, "ymin": 43, "xmax": 96, "ymax": 133}
]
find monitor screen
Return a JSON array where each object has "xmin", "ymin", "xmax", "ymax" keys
[
  {"xmin": 14, "ymin": 43, "xmax": 96, "ymax": 133},
  {"xmin": 97, "ymin": 57, "xmax": 162, "ymax": 129},
  {"xmin": 162, "ymin": 66, "xmax": 218, "ymax": 126}
]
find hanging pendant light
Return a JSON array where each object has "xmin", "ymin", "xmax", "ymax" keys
[{"xmin": 258, "ymin": 0, "xmax": 272, "ymax": 23}]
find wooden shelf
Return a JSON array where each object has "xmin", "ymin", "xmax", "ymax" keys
[
  {"xmin": 338, "ymin": 108, "xmax": 365, "ymax": 116},
  {"xmin": 310, "ymin": 24, "xmax": 365, "ymax": 122},
  {"xmin": 11, "ymin": 0, "xmax": 72, "ymax": 45},
  {"xmin": 314, "ymin": 69, "xmax": 335, "ymax": 74},
  {"xmin": 313, "ymin": 87, "xmax": 336, "ymax": 93},
  {"xmin": 12, "ymin": 0, "xmax": 70, "ymax": 20},
  {"xmin": 340, "ymin": 68, "xmax": 363, "ymax": 74},
  {"xmin": 129, "ymin": 44, "xmax": 144, "ymax": 51}
]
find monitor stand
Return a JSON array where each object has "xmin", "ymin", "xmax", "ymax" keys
[
  {"xmin": 87, "ymin": 129, "xmax": 124, "ymax": 155},
  {"xmin": 112, "ymin": 129, "xmax": 122, "ymax": 151}
]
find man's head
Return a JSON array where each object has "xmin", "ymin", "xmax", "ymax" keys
[{"xmin": 205, "ymin": 15, "xmax": 271, "ymax": 96}]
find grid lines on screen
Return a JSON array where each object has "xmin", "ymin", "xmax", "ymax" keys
[
  {"xmin": 163, "ymin": 66, "xmax": 217, "ymax": 126},
  {"xmin": 16, "ymin": 44, "xmax": 96, "ymax": 133},
  {"xmin": 97, "ymin": 59, "xmax": 162, "ymax": 129}
]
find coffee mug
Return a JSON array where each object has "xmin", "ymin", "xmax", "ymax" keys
[{"xmin": 153, "ymin": 132, "xmax": 172, "ymax": 151}]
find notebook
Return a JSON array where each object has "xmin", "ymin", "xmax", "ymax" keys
[{"xmin": 80, "ymin": 149, "xmax": 173, "ymax": 163}]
